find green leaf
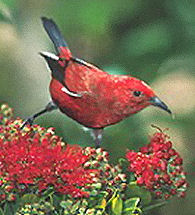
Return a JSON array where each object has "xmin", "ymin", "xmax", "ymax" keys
[
  {"xmin": 123, "ymin": 207, "xmax": 142, "ymax": 215},
  {"xmin": 94, "ymin": 191, "xmax": 109, "ymax": 210},
  {"xmin": 124, "ymin": 197, "xmax": 140, "ymax": 209},
  {"xmin": 21, "ymin": 194, "xmax": 39, "ymax": 205},
  {"xmin": 40, "ymin": 186, "xmax": 54, "ymax": 202},
  {"xmin": 0, "ymin": 207, "xmax": 4, "ymax": 215},
  {"xmin": 111, "ymin": 194, "xmax": 123, "ymax": 215},
  {"xmin": 60, "ymin": 200, "xmax": 72, "ymax": 209},
  {"xmin": 98, "ymin": 191, "xmax": 109, "ymax": 199},
  {"xmin": 126, "ymin": 182, "xmax": 152, "ymax": 205},
  {"xmin": 41, "ymin": 186, "xmax": 54, "ymax": 196},
  {"xmin": 71, "ymin": 200, "xmax": 81, "ymax": 212},
  {"xmin": 96, "ymin": 198, "xmax": 107, "ymax": 212},
  {"xmin": 123, "ymin": 197, "xmax": 142, "ymax": 215},
  {"xmin": 107, "ymin": 190, "xmax": 117, "ymax": 205},
  {"xmin": 52, "ymin": 194, "xmax": 63, "ymax": 209},
  {"xmin": 118, "ymin": 158, "xmax": 128, "ymax": 165}
]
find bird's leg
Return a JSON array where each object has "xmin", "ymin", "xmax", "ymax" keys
[
  {"xmin": 21, "ymin": 101, "xmax": 57, "ymax": 129},
  {"xmin": 91, "ymin": 128, "xmax": 104, "ymax": 148}
]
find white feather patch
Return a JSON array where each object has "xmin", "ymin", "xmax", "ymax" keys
[
  {"xmin": 61, "ymin": 87, "xmax": 81, "ymax": 97},
  {"xmin": 41, "ymin": 51, "xmax": 59, "ymax": 61}
]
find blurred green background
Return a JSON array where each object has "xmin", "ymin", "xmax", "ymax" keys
[{"xmin": 0, "ymin": 0, "xmax": 194, "ymax": 214}]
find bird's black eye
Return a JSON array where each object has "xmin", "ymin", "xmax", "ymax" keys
[{"xmin": 133, "ymin": 91, "xmax": 142, "ymax": 97}]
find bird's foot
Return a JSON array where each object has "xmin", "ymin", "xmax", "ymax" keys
[
  {"xmin": 91, "ymin": 128, "xmax": 103, "ymax": 148},
  {"xmin": 20, "ymin": 101, "xmax": 58, "ymax": 130},
  {"xmin": 20, "ymin": 116, "xmax": 34, "ymax": 129},
  {"xmin": 95, "ymin": 143, "xmax": 101, "ymax": 149}
]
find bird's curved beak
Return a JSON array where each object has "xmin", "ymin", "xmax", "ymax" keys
[{"xmin": 150, "ymin": 96, "xmax": 172, "ymax": 115}]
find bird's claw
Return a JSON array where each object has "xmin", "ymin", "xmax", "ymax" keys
[{"xmin": 20, "ymin": 117, "xmax": 34, "ymax": 129}]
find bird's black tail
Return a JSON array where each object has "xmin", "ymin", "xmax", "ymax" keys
[{"xmin": 41, "ymin": 17, "xmax": 68, "ymax": 53}]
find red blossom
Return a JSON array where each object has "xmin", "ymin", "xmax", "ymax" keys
[
  {"xmin": 0, "ymin": 104, "xmax": 127, "ymax": 203},
  {"xmin": 126, "ymin": 130, "xmax": 188, "ymax": 199},
  {"xmin": 0, "ymin": 116, "xmax": 97, "ymax": 199}
]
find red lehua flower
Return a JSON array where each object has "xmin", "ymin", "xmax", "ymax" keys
[
  {"xmin": 126, "ymin": 129, "xmax": 188, "ymax": 199},
  {"xmin": 0, "ymin": 111, "xmax": 97, "ymax": 199},
  {"xmin": 0, "ymin": 104, "xmax": 127, "ymax": 203}
]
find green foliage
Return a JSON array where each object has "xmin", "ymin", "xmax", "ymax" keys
[
  {"xmin": 111, "ymin": 194, "xmax": 123, "ymax": 215},
  {"xmin": 123, "ymin": 197, "xmax": 141, "ymax": 215},
  {"xmin": 21, "ymin": 194, "xmax": 39, "ymax": 205},
  {"xmin": 127, "ymin": 182, "xmax": 152, "ymax": 206},
  {"xmin": 0, "ymin": 191, "xmax": 142, "ymax": 215}
]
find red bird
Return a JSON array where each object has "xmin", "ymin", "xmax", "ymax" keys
[{"xmin": 22, "ymin": 17, "xmax": 172, "ymax": 147}]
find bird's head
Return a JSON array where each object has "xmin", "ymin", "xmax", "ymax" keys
[{"xmin": 122, "ymin": 77, "xmax": 172, "ymax": 115}]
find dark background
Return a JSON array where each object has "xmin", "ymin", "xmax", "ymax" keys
[{"xmin": 0, "ymin": 0, "xmax": 194, "ymax": 214}]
